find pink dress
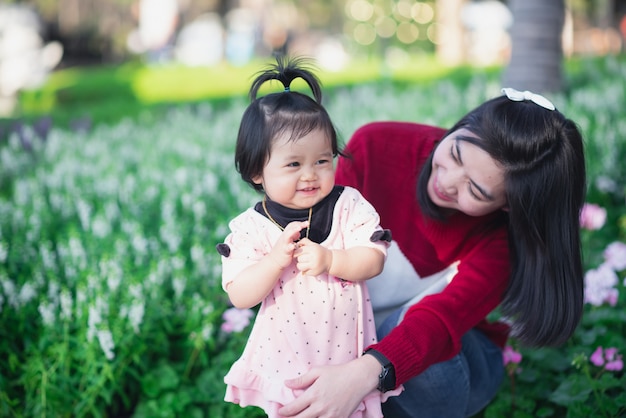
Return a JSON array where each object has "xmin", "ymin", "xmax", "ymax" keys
[{"xmin": 221, "ymin": 186, "xmax": 401, "ymax": 417}]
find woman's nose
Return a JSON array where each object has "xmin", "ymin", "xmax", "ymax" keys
[{"xmin": 439, "ymin": 167, "xmax": 459, "ymax": 194}]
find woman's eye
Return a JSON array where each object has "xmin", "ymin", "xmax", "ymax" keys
[
  {"xmin": 450, "ymin": 145, "xmax": 459, "ymax": 163},
  {"xmin": 468, "ymin": 185, "xmax": 483, "ymax": 201}
]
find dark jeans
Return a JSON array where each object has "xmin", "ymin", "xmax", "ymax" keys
[{"xmin": 377, "ymin": 309, "xmax": 505, "ymax": 418}]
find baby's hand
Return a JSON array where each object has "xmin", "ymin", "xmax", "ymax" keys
[
  {"xmin": 268, "ymin": 221, "xmax": 309, "ymax": 269},
  {"xmin": 294, "ymin": 238, "xmax": 332, "ymax": 276}
]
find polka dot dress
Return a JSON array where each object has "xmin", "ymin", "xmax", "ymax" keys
[{"xmin": 221, "ymin": 187, "xmax": 398, "ymax": 417}]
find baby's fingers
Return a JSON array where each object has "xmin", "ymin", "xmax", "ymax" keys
[{"xmin": 283, "ymin": 221, "xmax": 309, "ymax": 240}]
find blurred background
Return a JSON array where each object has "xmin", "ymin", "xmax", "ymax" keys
[
  {"xmin": 2, "ymin": 0, "xmax": 626, "ymax": 123},
  {"xmin": 2, "ymin": 2, "xmax": 626, "ymax": 417}
]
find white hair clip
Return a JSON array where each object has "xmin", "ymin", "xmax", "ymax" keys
[{"xmin": 501, "ymin": 87, "xmax": 555, "ymax": 111}]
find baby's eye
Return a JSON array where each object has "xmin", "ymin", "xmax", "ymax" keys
[
  {"xmin": 287, "ymin": 162, "xmax": 300, "ymax": 167},
  {"xmin": 316, "ymin": 159, "xmax": 330, "ymax": 165}
]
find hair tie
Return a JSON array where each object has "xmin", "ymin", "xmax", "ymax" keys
[
  {"xmin": 284, "ymin": 86, "xmax": 290, "ymax": 92},
  {"xmin": 501, "ymin": 87, "xmax": 555, "ymax": 111}
]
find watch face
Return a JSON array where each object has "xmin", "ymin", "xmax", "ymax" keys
[{"xmin": 379, "ymin": 366, "xmax": 393, "ymax": 392}]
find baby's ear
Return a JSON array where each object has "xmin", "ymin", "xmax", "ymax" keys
[{"xmin": 251, "ymin": 174, "xmax": 263, "ymax": 185}]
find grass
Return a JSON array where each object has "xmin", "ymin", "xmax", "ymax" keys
[{"xmin": 9, "ymin": 55, "xmax": 503, "ymax": 130}]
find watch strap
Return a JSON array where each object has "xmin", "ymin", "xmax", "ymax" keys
[{"xmin": 363, "ymin": 348, "xmax": 396, "ymax": 393}]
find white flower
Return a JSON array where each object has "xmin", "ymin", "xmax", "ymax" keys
[
  {"xmin": 87, "ymin": 306, "xmax": 101, "ymax": 342},
  {"xmin": 92, "ymin": 215, "xmax": 111, "ymax": 238},
  {"xmin": 38, "ymin": 302, "xmax": 56, "ymax": 327},
  {"xmin": 201, "ymin": 323, "xmax": 213, "ymax": 341},
  {"xmin": 18, "ymin": 283, "xmax": 37, "ymax": 306},
  {"xmin": 173, "ymin": 276, "xmax": 186, "ymax": 299},
  {"xmin": 128, "ymin": 302, "xmax": 145, "ymax": 334},
  {"xmin": 131, "ymin": 234, "xmax": 148, "ymax": 255},
  {"xmin": 603, "ymin": 241, "xmax": 626, "ymax": 272},
  {"xmin": 0, "ymin": 241, "xmax": 7, "ymax": 263},
  {"xmin": 47, "ymin": 281, "xmax": 60, "ymax": 306},
  {"xmin": 1, "ymin": 276, "xmax": 18, "ymax": 308},
  {"xmin": 60, "ymin": 290, "xmax": 73, "ymax": 320},
  {"xmin": 39, "ymin": 242, "xmax": 57, "ymax": 270},
  {"xmin": 584, "ymin": 263, "xmax": 619, "ymax": 306},
  {"xmin": 100, "ymin": 259, "xmax": 123, "ymax": 292},
  {"xmin": 97, "ymin": 329, "xmax": 115, "ymax": 360},
  {"xmin": 76, "ymin": 199, "xmax": 92, "ymax": 232}
]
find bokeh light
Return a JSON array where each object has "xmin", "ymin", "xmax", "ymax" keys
[
  {"xmin": 397, "ymin": 22, "xmax": 419, "ymax": 44},
  {"xmin": 375, "ymin": 16, "xmax": 397, "ymax": 38},
  {"xmin": 412, "ymin": 2, "xmax": 434, "ymax": 24},
  {"xmin": 354, "ymin": 23, "xmax": 377, "ymax": 45},
  {"xmin": 347, "ymin": 0, "xmax": 374, "ymax": 22}
]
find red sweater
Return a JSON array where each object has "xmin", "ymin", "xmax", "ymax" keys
[{"xmin": 335, "ymin": 121, "xmax": 511, "ymax": 386}]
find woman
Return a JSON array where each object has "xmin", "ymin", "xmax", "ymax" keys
[{"xmin": 277, "ymin": 88, "xmax": 586, "ymax": 417}]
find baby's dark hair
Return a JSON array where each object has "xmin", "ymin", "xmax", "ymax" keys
[{"xmin": 235, "ymin": 56, "xmax": 342, "ymax": 192}]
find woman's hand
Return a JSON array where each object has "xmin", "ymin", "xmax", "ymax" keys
[
  {"xmin": 294, "ymin": 238, "xmax": 332, "ymax": 276},
  {"xmin": 278, "ymin": 356, "xmax": 380, "ymax": 418}
]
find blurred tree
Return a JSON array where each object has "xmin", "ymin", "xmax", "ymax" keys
[
  {"xmin": 502, "ymin": 0, "xmax": 566, "ymax": 93},
  {"xmin": 435, "ymin": 0, "xmax": 466, "ymax": 65}
]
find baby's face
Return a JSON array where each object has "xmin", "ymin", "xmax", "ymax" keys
[{"xmin": 253, "ymin": 128, "xmax": 336, "ymax": 209}]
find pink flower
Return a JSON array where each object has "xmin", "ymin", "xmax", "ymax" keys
[
  {"xmin": 605, "ymin": 288, "xmax": 619, "ymax": 307},
  {"xmin": 502, "ymin": 345, "xmax": 522, "ymax": 366},
  {"xmin": 590, "ymin": 346, "xmax": 623, "ymax": 371},
  {"xmin": 579, "ymin": 203, "xmax": 607, "ymax": 230},
  {"xmin": 221, "ymin": 307, "xmax": 254, "ymax": 333},
  {"xmin": 604, "ymin": 241, "xmax": 626, "ymax": 271},
  {"xmin": 604, "ymin": 348, "xmax": 624, "ymax": 371},
  {"xmin": 590, "ymin": 346, "xmax": 605, "ymax": 366}
]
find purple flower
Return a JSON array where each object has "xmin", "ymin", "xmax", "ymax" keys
[
  {"xmin": 579, "ymin": 203, "xmax": 607, "ymax": 230},
  {"xmin": 590, "ymin": 346, "xmax": 624, "ymax": 372},
  {"xmin": 590, "ymin": 346, "xmax": 605, "ymax": 367},
  {"xmin": 221, "ymin": 307, "xmax": 254, "ymax": 333},
  {"xmin": 502, "ymin": 345, "xmax": 522, "ymax": 366},
  {"xmin": 604, "ymin": 348, "xmax": 624, "ymax": 371},
  {"xmin": 603, "ymin": 241, "xmax": 626, "ymax": 271}
]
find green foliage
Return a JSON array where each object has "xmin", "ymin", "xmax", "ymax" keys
[
  {"xmin": 1, "ymin": 55, "xmax": 626, "ymax": 417},
  {"xmin": 11, "ymin": 56, "xmax": 495, "ymax": 131}
]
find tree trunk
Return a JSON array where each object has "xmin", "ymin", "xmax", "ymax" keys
[{"xmin": 502, "ymin": 0, "xmax": 565, "ymax": 94}]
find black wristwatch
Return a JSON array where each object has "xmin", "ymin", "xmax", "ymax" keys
[{"xmin": 363, "ymin": 348, "xmax": 396, "ymax": 393}]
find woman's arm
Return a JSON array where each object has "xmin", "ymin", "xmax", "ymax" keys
[{"xmin": 278, "ymin": 354, "xmax": 381, "ymax": 418}]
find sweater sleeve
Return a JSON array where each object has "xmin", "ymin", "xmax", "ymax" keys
[
  {"xmin": 337, "ymin": 121, "xmax": 511, "ymax": 386},
  {"xmin": 372, "ymin": 221, "xmax": 510, "ymax": 385}
]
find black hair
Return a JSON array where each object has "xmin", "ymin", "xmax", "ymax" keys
[
  {"xmin": 417, "ymin": 94, "xmax": 586, "ymax": 347},
  {"xmin": 235, "ymin": 55, "xmax": 343, "ymax": 192}
]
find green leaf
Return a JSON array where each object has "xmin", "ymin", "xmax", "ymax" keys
[
  {"xmin": 140, "ymin": 364, "xmax": 180, "ymax": 398},
  {"xmin": 549, "ymin": 378, "xmax": 592, "ymax": 406}
]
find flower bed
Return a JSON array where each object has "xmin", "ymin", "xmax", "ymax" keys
[{"xmin": 1, "ymin": 56, "xmax": 625, "ymax": 417}]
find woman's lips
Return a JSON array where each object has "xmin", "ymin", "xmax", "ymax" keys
[{"xmin": 432, "ymin": 174, "xmax": 454, "ymax": 202}]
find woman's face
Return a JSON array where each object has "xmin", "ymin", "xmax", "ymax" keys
[
  {"xmin": 252, "ymin": 128, "xmax": 336, "ymax": 209},
  {"xmin": 428, "ymin": 128, "xmax": 508, "ymax": 217}
]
